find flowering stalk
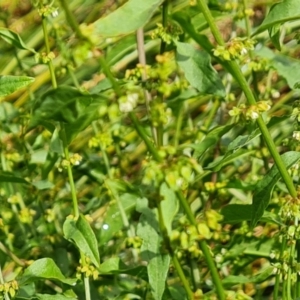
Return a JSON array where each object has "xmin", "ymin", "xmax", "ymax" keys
[
  {"xmin": 40, "ymin": 5, "xmax": 91, "ymax": 299},
  {"xmin": 197, "ymin": 0, "xmax": 297, "ymax": 199}
]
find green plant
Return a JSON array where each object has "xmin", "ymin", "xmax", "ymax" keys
[{"xmin": 1, "ymin": 0, "xmax": 300, "ymax": 299}]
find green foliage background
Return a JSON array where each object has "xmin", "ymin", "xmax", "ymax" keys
[{"xmin": 1, "ymin": 0, "xmax": 300, "ymax": 299}]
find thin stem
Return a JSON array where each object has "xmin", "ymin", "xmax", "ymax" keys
[
  {"xmin": 83, "ymin": 273, "xmax": 91, "ymax": 300},
  {"xmin": 98, "ymin": 47, "xmax": 163, "ymax": 161},
  {"xmin": 296, "ymin": 239, "xmax": 300, "ymax": 297},
  {"xmin": 157, "ymin": 202, "xmax": 194, "ymax": 299},
  {"xmin": 203, "ymin": 98, "xmax": 220, "ymax": 130},
  {"xmin": 60, "ymin": 125, "xmax": 80, "ymax": 218},
  {"xmin": 129, "ymin": 112, "xmax": 162, "ymax": 162},
  {"xmin": 41, "ymin": 6, "xmax": 92, "ymax": 300},
  {"xmin": 177, "ymin": 191, "xmax": 225, "ymax": 300},
  {"xmin": 197, "ymin": 0, "xmax": 297, "ymax": 198},
  {"xmin": 172, "ymin": 255, "xmax": 194, "ymax": 299},
  {"xmin": 59, "ymin": 0, "xmax": 86, "ymax": 40},
  {"xmin": 160, "ymin": 0, "xmax": 169, "ymax": 54},
  {"xmin": 136, "ymin": 28, "xmax": 157, "ymax": 143},
  {"xmin": 42, "ymin": 17, "xmax": 57, "ymax": 88}
]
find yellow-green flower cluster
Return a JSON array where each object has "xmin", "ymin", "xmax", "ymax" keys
[
  {"xmin": 229, "ymin": 100, "xmax": 271, "ymax": 120},
  {"xmin": 248, "ymin": 58, "xmax": 270, "ymax": 72},
  {"xmin": 0, "ymin": 280, "xmax": 18, "ymax": 298},
  {"xmin": 126, "ymin": 236, "xmax": 142, "ymax": 249},
  {"xmin": 151, "ymin": 22, "xmax": 182, "ymax": 45},
  {"xmin": 89, "ymin": 132, "xmax": 113, "ymax": 149},
  {"xmin": 38, "ymin": 5, "xmax": 58, "ymax": 17},
  {"xmin": 150, "ymin": 101, "xmax": 172, "ymax": 127},
  {"xmin": 171, "ymin": 210, "xmax": 223, "ymax": 259},
  {"xmin": 19, "ymin": 208, "xmax": 36, "ymax": 224},
  {"xmin": 280, "ymin": 194, "xmax": 300, "ymax": 220},
  {"xmin": 77, "ymin": 261, "xmax": 99, "ymax": 280},
  {"xmin": 213, "ymin": 38, "xmax": 255, "ymax": 61},
  {"xmin": 69, "ymin": 153, "xmax": 82, "ymax": 166},
  {"xmin": 35, "ymin": 52, "xmax": 56, "ymax": 64}
]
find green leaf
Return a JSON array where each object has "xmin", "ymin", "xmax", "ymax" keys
[
  {"xmin": 269, "ymin": 23, "xmax": 281, "ymax": 51},
  {"xmin": 19, "ymin": 258, "xmax": 77, "ymax": 286},
  {"xmin": 251, "ymin": 151, "xmax": 300, "ymax": 227},
  {"xmin": 0, "ymin": 75, "xmax": 34, "ymax": 97},
  {"xmin": 176, "ymin": 42, "xmax": 225, "ymax": 97},
  {"xmin": 221, "ymin": 205, "xmax": 284, "ymax": 224},
  {"xmin": 99, "ymin": 193, "xmax": 138, "ymax": 246},
  {"xmin": 255, "ymin": 46, "xmax": 300, "ymax": 89},
  {"xmin": 205, "ymin": 149, "xmax": 255, "ymax": 172},
  {"xmin": 30, "ymin": 86, "xmax": 104, "ymax": 127},
  {"xmin": 252, "ymin": 266, "xmax": 275, "ymax": 283},
  {"xmin": 160, "ymin": 183, "xmax": 179, "ymax": 234},
  {"xmin": 63, "ymin": 214, "xmax": 100, "ymax": 268},
  {"xmin": 36, "ymin": 294, "xmax": 77, "ymax": 300},
  {"xmin": 0, "ymin": 27, "xmax": 36, "ymax": 53},
  {"xmin": 136, "ymin": 198, "xmax": 170, "ymax": 300},
  {"xmin": 253, "ymin": 0, "xmax": 300, "ymax": 36},
  {"xmin": 222, "ymin": 275, "xmax": 251, "ymax": 286},
  {"xmin": 227, "ymin": 128, "xmax": 261, "ymax": 152},
  {"xmin": 191, "ymin": 124, "xmax": 234, "ymax": 159},
  {"xmin": 92, "ymin": 0, "xmax": 163, "ymax": 37},
  {"xmin": 98, "ymin": 257, "xmax": 147, "ymax": 280},
  {"xmin": 0, "ymin": 172, "xmax": 29, "ymax": 184},
  {"xmin": 221, "ymin": 204, "xmax": 253, "ymax": 224},
  {"xmin": 32, "ymin": 180, "xmax": 54, "ymax": 190}
]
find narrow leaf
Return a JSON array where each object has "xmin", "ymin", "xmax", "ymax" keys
[
  {"xmin": 222, "ymin": 275, "xmax": 251, "ymax": 286},
  {"xmin": 36, "ymin": 294, "xmax": 77, "ymax": 300},
  {"xmin": 0, "ymin": 172, "xmax": 29, "ymax": 184},
  {"xmin": 136, "ymin": 198, "xmax": 170, "ymax": 300},
  {"xmin": 63, "ymin": 215, "xmax": 100, "ymax": 268},
  {"xmin": 92, "ymin": 0, "xmax": 163, "ymax": 37},
  {"xmin": 191, "ymin": 124, "xmax": 234, "ymax": 159},
  {"xmin": 176, "ymin": 42, "xmax": 225, "ymax": 97},
  {"xmin": 0, "ymin": 75, "xmax": 34, "ymax": 97},
  {"xmin": 227, "ymin": 128, "xmax": 261, "ymax": 152},
  {"xmin": 253, "ymin": 0, "xmax": 300, "ymax": 36},
  {"xmin": 0, "ymin": 28, "xmax": 36, "ymax": 53},
  {"xmin": 19, "ymin": 258, "xmax": 76, "ymax": 286},
  {"xmin": 205, "ymin": 149, "xmax": 255, "ymax": 172},
  {"xmin": 251, "ymin": 151, "xmax": 300, "ymax": 227},
  {"xmin": 269, "ymin": 23, "xmax": 281, "ymax": 51}
]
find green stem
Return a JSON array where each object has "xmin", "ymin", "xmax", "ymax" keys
[
  {"xmin": 136, "ymin": 28, "xmax": 157, "ymax": 144},
  {"xmin": 177, "ymin": 191, "xmax": 225, "ymax": 300},
  {"xmin": 129, "ymin": 112, "xmax": 162, "ymax": 162},
  {"xmin": 41, "ymin": 7, "xmax": 92, "ymax": 300},
  {"xmin": 42, "ymin": 17, "xmax": 57, "ymax": 88},
  {"xmin": 197, "ymin": 0, "xmax": 297, "ymax": 198},
  {"xmin": 160, "ymin": 0, "xmax": 169, "ymax": 54},
  {"xmin": 203, "ymin": 98, "xmax": 220, "ymax": 130},
  {"xmin": 59, "ymin": 0, "xmax": 86, "ymax": 40},
  {"xmin": 157, "ymin": 202, "xmax": 194, "ymax": 299},
  {"xmin": 296, "ymin": 239, "xmax": 300, "ymax": 297},
  {"xmin": 83, "ymin": 276, "xmax": 91, "ymax": 300},
  {"xmin": 274, "ymin": 235, "xmax": 287, "ymax": 299},
  {"xmin": 98, "ymin": 56, "xmax": 122, "ymax": 97},
  {"xmin": 287, "ymin": 240, "xmax": 296, "ymax": 300},
  {"xmin": 172, "ymin": 255, "xmax": 194, "ymax": 299},
  {"xmin": 60, "ymin": 125, "xmax": 80, "ymax": 218}
]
